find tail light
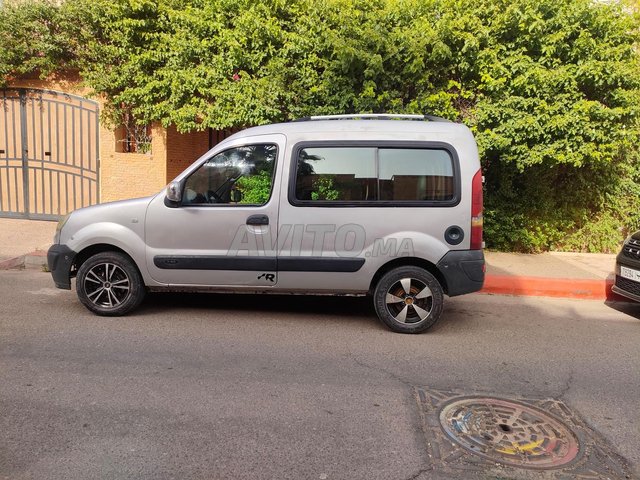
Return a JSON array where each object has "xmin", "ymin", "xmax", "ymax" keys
[{"xmin": 470, "ymin": 169, "xmax": 483, "ymax": 250}]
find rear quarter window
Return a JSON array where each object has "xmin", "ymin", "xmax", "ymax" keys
[{"xmin": 378, "ymin": 148, "xmax": 454, "ymax": 201}]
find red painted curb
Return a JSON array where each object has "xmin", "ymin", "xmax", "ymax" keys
[{"xmin": 481, "ymin": 274, "xmax": 620, "ymax": 301}]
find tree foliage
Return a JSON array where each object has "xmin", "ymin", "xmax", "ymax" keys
[
  {"xmin": 0, "ymin": 0, "xmax": 76, "ymax": 80},
  {"xmin": 1, "ymin": 0, "xmax": 639, "ymax": 251}
]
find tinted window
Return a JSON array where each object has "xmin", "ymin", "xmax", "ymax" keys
[
  {"xmin": 296, "ymin": 147, "xmax": 377, "ymax": 201},
  {"xmin": 378, "ymin": 148, "xmax": 454, "ymax": 201},
  {"xmin": 183, "ymin": 144, "xmax": 277, "ymax": 205},
  {"xmin": 294, "ymin": 146, "xmax": 455, "ymax": 203}
]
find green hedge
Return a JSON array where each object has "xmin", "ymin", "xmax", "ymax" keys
[{"xmin": 2, "ymin": 0, "xmax": 639, "ymax": 251}]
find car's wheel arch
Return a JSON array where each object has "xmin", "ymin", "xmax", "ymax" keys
[
  {"xmin": 369, "ymin": 257, "xmax": 448, "ymax": 295},
  {"xmin": 73, "ymin": 244, "xmax": 143, "ymax": 282}
]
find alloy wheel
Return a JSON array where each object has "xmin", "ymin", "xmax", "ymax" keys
[
  {"xmin": 384, "ymin": 277, "xmax": 433, "ymax": 324},
  {"xmin": 83, "ymin": 262, "xmax": 131, "ymax": 309}
]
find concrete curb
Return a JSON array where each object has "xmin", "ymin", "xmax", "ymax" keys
[
  {"xmin": 0, "ymin": 250, "xmax": 48, "ymax": 271},
  {"xmin": 0, "ymin": 256, "xmax": 26, "ymax": 270},
  {"xmin": 481, "ymin": 274, "xmax": 624, "ymax": 301}
]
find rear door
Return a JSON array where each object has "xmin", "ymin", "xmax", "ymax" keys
[{"xmin": 275, "ymin": 141, "xmax": 460, "ymax": 293}]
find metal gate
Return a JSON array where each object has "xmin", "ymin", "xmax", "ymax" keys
[{"xmin": 0, "ymin": 88, "xmax": 99, "ymax": 220}]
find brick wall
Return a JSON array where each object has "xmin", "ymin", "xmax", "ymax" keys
[{"xmin": 165, "ymin": 125, "xmax": 210, "ymax": 182}]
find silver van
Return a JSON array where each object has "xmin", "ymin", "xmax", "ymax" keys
[{"xmin": 48, "ymin": 114, "xmax": 485, "ymax": 333}]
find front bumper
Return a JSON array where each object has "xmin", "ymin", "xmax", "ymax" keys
[
  {"xmin": 612, "ymin": 284, "xmax": 640, "ymax": 303},
  {"xmin": 437, "ymin": 249, "xmax": 485, "ymax": 297},
  {"xmin": 47, "ymin": 244, "xmax": 76, "ymax": 290},
  {"xmin": 613, "ymin": 245, "xmax": 640, "ymax": 303}
]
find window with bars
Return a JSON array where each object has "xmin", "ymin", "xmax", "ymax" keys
[{"xmin": 115, "ymin": 110, "xmax": 152, "ymax": 154}]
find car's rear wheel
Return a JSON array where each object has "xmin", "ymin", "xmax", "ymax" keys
[
  {"xmin": 76, "ymin": 251, "xmax": 145, "ymax": 316},
  {"xmin": 373, "ymin": 266, "xmax": 443, "ymax": 334}
]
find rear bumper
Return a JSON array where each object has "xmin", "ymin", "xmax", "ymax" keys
[
  {"xmin": 47, "ymin": 244, "xmax": 76, "ymax": 290},
  {"xmin": 437, "ymin": 250, "xmax": 485, "ymax": 297}
]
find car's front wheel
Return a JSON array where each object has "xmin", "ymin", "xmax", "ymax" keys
[
  {"xmin": 76, "ymin": 251, "xmax": 145, "ymax": 316},
  {"xmin": 373, "ymin": 266, "xmax": 443, "ymax": 334}
]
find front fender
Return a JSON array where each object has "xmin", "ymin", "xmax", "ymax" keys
[{"xmin": 64, "ymin": 222, "xmax": 153, "ymax": 284}]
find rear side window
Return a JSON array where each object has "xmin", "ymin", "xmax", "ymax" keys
[
  {"xmin": 294, "ymin": 145, "xmax": 456, "ymax": 204},
  {"xmin": 378, "ymin": 148, "xmax": 454, "ymax": 201}
]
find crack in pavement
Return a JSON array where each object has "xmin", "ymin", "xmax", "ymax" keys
[
  {"xmin": 402, "ymin": 467, "xmax": 432, "ymax": 480},
  {"xmin": 347, "ymin": 354, "xmax": 415, "ymax": 388},
  {"xmin": 558, "ymin": 370, "xmax": 575, "ymax": 400}
]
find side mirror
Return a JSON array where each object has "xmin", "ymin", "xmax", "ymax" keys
[{"xmin": 165, "ymin": 181, "xmax": 182, "ymax": 207}]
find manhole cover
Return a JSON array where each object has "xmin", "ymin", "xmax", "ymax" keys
[
  {"xmin": 415, "ymin": 387, "xmax": 633, "ymax": 479},
  {"xmin": 439, "ymin": 397, "xmax": 580, "ymax": 469}
]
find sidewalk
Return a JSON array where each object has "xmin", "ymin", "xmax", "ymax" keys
[
  {"xmin": 0, "ymin": 217, "xmax": 625, "ymax": 301},
  {"xmin": 483, "ymin": 251, "xmax": 617, "ymax": 300},
  {"xmin": 0, "ymin": 218, "xmax": 56, "ymax": 269}
]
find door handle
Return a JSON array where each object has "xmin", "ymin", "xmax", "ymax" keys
[{"xmin": 246, "ymin": 214, "xmax": 269, "ymax": 226}]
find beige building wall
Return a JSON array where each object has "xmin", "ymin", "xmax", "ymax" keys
[{"xmin": 101, "ymin": 123, "xmax": 168, "ymax": 203}]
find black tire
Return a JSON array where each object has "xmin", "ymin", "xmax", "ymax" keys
[
  {"xmin": 76, "ymin": 251, "xmax": 145, "ymax": 316},
  {"xmin": 373, "ymin": 266, "xmax": 444, "ymax": 334}
]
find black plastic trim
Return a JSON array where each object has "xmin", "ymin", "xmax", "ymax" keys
[
  {"xmin": 291, "ymin": 115, "xmax": 451, "ymax": 123},
  {"xmin": 154, "ymin": 255, "xmax": 365, "ymax": 272},
  {"xmin": 288, "ymin": 140, "xmax": 462, "ymax": 208},
  {"xmin": 278, "ymin": 257, "xmax": 365, "ymax": 272},
  {"xmin": 155, "ymin": 256, "xmax": 277, "ymax": 271},
  {"xmin": 47, "ymin": 244, "xmax": 76, "ymax": 290},
  {"xmin": 612, "ymin": 285, "xmax": 640, "ymax": 303},
  {"xmin": 436, "ymin": 249, "xmax": 485, "ymax": 297},
  {"xmin": 164, "ymin": 195, "xmax": 181, "ymax": 208},
  {"xmin": 246, "ymin": 214, "xmax": 269, "ymax": 226},
  {"xmin": 444, "ymin": 225, "xmax": 464, "ymax": 246}
]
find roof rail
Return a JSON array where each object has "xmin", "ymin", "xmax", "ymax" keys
[{"xmin": 292, "ymin": 114, "xmax": 451, "ymax": 122}]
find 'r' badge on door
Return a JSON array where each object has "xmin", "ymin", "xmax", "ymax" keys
[{"xmin": 257, "ymin": 272, "xmax": 276, "ymax": 283}]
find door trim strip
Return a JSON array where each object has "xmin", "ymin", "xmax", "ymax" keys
[{"xmin": 153, "ymin": 256, "xmax": 365, "ymax": 272}]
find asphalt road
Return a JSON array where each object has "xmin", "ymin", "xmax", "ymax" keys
[{"xmin": 1, "ymin": 270, "xmax": 639, "ymax": 480}]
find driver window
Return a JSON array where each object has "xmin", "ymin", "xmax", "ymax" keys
[{"xmin": 183, "ymin": 144, "xmax": 277, "ymax": 205}]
